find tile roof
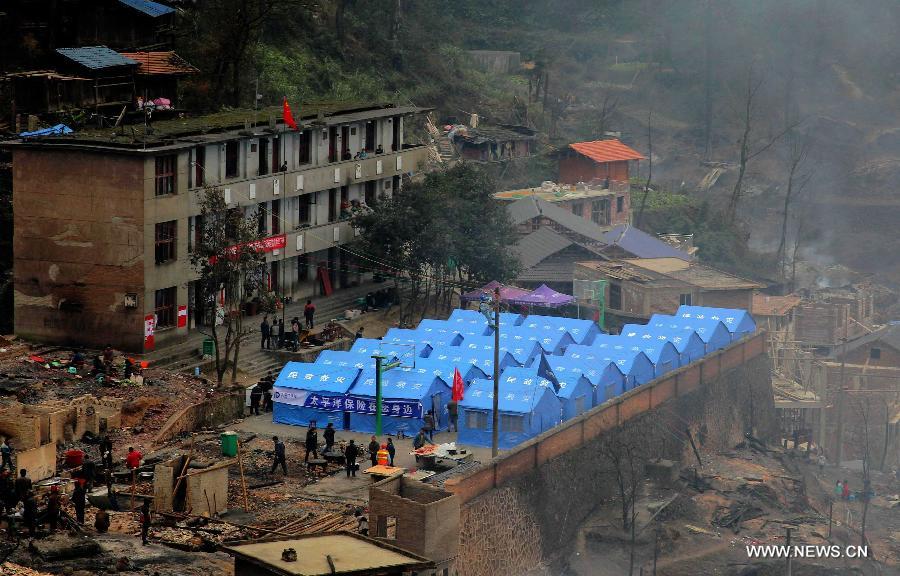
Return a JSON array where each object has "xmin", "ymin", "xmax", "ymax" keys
[
  {"xmin": 602, "ymin": 224, "xmax": 692, "ymax": 261},
  {"xmin": 119, "ymin": 51, "xmax": 198, "ymax": 75},
  {"xmin": 752, "ymin": 293, "xmax": 802, "ymax": 316},
  {"xmin": 569, "ymin": 139, "xmax": 645, "ymax": 163},
  {"xmin": 118, "ymin": 0, "xmax": 175, "ymax": 17},
  {"xmin": 57, "ymin": 46, "xmax": 138, "ymax": 70}
]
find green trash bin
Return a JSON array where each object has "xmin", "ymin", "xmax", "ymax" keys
[
  {"xmin": 220, "ymin": 431, "xmax": 238, "ymax": 457},
  {"xmin": 202, "ymin": 338, "xmax": 214, "ymax": 357}
]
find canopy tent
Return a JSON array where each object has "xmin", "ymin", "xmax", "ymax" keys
[
  {"xmin": 347, "ymin": 367, "xmax": 451, "ymax": 435},
  {"xmin": 457, "ymin": 378, "xmax": 561, "ymax": 450},
  {"xmin": 410, "ymin": 357, "xmax": 489, "ymax": 386},
  {"xmin": 564, "ymin": 344, "xmax": 655, "ymax": 389},
  {"xmin": 509, "ymin": 284, "xmax": 576, "ymax": 309},
  {"xmin": 518, "ymin": 314, "xmax": 602, "ymax": 345},
  {"xmin": 459, "ymin": 281, "xmax": 532, "ymax": 305},
  {"xmin": 621, "ymin": 325, "xmax": 706, "ymax": 365},
  {"xmin": 349, "ymin": 338, "xmax": 430, "ymax": 361},
  {"xmin": 428, "ymin": 345, "xmax": 519, "ymax": 375},
  {"xmin": 414, "ymin": 320, "xmax": 466, "ymax": 347},
  {"xmin": 500, "ymin": 327, "xmax": 575, "ymax": 355},
  {"xmin": 545, "ymin": 356, "xmax": 625, "ymax": 404},
  {"xmin": 272, "ymin": 363, "xmax": 360, "ymax": 428},
  {"xmin": 459, "ymin": 336, "xmax": 544, "ymax": 367},
  {"xmin": 675, "ymin": 306, "xmax": 756, "ymax": 339},
  {"xmin": 649, "ymin": 315, "xmax": 732, "ymax": 353},
  {"xmin": 313, "ymin": 350, "xmax": 373, "ymax": 371}
]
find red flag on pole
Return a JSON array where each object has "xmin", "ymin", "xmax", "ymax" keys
[
  {"xmin": 451, "ymin": 367, "xmax": 465, "ymax": 402},
  {"xmin": 282, "ymin": 97, "xmax": 298, "ymax": 130}
]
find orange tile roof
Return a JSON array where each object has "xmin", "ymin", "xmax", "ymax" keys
[
  {"xmin": 118, "ymin": 51, "xmax": 198, "ymax": 75},
  {"xmin": 752, "ymin": 293, "xmax": 802, "ymax": 316},
  {"xmin": 568, "ymin": 138, "xmax": 644, "ymax": 163}
]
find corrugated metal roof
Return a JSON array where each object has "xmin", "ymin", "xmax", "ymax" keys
[
  {"xmin": 119, "ymin": 51, "xmax": 198, "ymax": 75},
  {"xmin": 569, "ymin": 139, "xmax": 645, "ymax": 163},
  {"xmin": 602, "ymin": 224, "xmax": 692, "ymax": 261},
  {"xmin": 507, "ymin": 196, "xmax": 611, "ymax": 241},
  {"xmin": 57, "ymin": 46, "xmax": 138, "ymax": 70},
  {"xmin": 513, "ymin": 227, "xmax": 573, "ymax": 270},
  {"xmin": 118, "ymin": 0, "xmax": 175, "ymax": 17}
]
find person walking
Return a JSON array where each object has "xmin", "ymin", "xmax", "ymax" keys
[
  {"xmin": 304, "ymin": 425, "xmax": 319, "ymax": 463},
  {"xmin": 323, "ymin": 423, "xmax": 336, "ymax": 453},
  {"xmin": 249, "ymin": 384, "xmax": 262, "ymax": 416},
  {"xmin": 367, "ymin": 436, "xmax": 379, "ymax": 468},
  {"xmin": 386, "ymin": 438, "xmax": 396, "ymax": 466},
  {"xmin": 271, "ymin": 436, "xmax": 287, "ymax": 475},
  {"xmin": 345, "ymin": 440, "xmax": 359, "ymax": 478},
  {"xmin": 72, "ymin": 480, "xmax": 86, "ymax": 525},
  {"xmin": 447, "ymin": 400, "xmax": 458, "ymax": 433},
  {"xmin": 260, "ymin": 316, "xmax": 271, "ymax": 350},
  {"xmin": 1, "ymin": 438, "xmax": 13, "ymax": 472},
  {"xmin": 139, "ymin": 498, "xmax": 151, "ymax": 545},
  {"xmin": 263, "ymin": 387, "xmax": 273, "ymax": 413},
  {"xmin": 304, "ymin": 300, "xmax": 316, "ymax": 330},
  {"xmin": 424, "ymin": 410, "xmax": 436, "ymax": 441},
  {"xmin": 291, "ymin": 318, "xmax": 300, "ymax": 351},
  {"xmin": 277, "ymin": 318, "xmax": 285, "ymax": 349}
]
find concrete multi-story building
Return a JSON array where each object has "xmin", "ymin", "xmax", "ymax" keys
[{"xmin": 5, "ymin": 103, "xmax": 430, "ymax": 351}]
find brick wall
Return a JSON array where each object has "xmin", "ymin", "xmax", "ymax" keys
[
  {"xmin": 445, "ymin": 333, "xmax": 775, "ymax": 576},
  {"xmin": 0, "ymin": 402, "xmax": 41, "ymax": 449}
]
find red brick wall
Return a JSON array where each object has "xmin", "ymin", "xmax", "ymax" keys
[
  {"xmin": 559, "ymin": 157, "xmax": 630, "ymax": 185},
  {"xmin": 13, "ymin": 149, "xmax": 146, "ymax": 351},
  {"xmin": 700, "ymin": 289, "xmax": 754, "ymax": 311}
]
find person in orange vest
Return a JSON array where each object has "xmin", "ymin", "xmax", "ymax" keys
[{"xmin": 377, "ymin": 444, "xmax": 389, "ymax": 466}]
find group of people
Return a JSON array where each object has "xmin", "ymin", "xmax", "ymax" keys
[
  {"xmin": 249, "ymin": 371, "xmax": 276, "ymax": 416},
  {"xmin": 259, "ymin": 302, "xmax": 317, "ymax": 352},
  {"xmin": 269, "ymin": 425, "xmax": 405, "ymax": 479}
]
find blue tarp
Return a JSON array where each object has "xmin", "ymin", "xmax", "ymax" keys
[
  {"xmin": 407, "ymin": 357, "xmax": 488, "ymax": 385},
  {"xmin": 413, "ymin": 320, "xmax": 466, "ymax": 347},
  {"xmin": 272, "ymin": 363, "xmax": 360, "ymax": 427},
  {"xmin": 649, "ymin": 315, "xmax": 732, "ymax": 352},
  {"xmin": 118, "ymin": 0, "xmax": 175, "ymax": 17},
  {"xmin": 564, "ymin": 344, "xmax": 655, "ymax": 389},
  {"xmin": 448, "ymin": 309, "xmax": 523, "ymax": 331},
  {"xmin": 348, "ymin": 367, "xmax": 451, "ymax": 435},
  {"xmin": 313, "ymin": 350, "xmax": 372, "ymax": 370},
  {"xmin": 458, "ymin": 378, "xmax": 561, "ymax": 450},
  {"xmin": 620, "ymin": 325, "xmax": 706, "ymax": 365},
  {"xmin": 500, "ymin": 327, "xmax": 575, "ymax": 355},
  {"xmin": 545, "ymin": 356, "xmax": 626, "ymax": 404},
  {"xmin": 350, "ymin": 338, "xmax": 430, "ymax": 361},
  {"xmin": 56, "ymin": 46, "xmax": 138, "ymax": 69},
  {"xmin": 19, "ymin": 123, "xmax": 74, "ymax": 138},
  {"xmin": 498, "ymin": 366, "xmax": 556, "ymax": 392},
  {"xmin": 458, "ymin": 336, "xmax": 543, "ymax": 366},
  {"xmin": 518, "ymin": 315, "xmax": 603, "ymax": 345},
  {"xmin": 428, "ymin": 345, "xmax": 519, "ymax": 376},
  {"xmin": 675, "ymin": 306, "xmax": 756, "ymax": 338}
]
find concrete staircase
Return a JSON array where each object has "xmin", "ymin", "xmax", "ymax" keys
[{"xmin": 435, "ymin": 135, "xmax": 456, "ymax": 162}]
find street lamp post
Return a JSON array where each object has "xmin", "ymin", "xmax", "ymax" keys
[
  {"xmin": 372, "ymin": 354, "xmax": 400, "ymax": 436},
  {"xmin": 491, "ymin": 287, "xmax": 500, "ymax": 458}
]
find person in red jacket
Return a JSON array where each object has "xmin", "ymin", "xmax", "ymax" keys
[{"xmin": 126, "ymin": 447, "xmax": 142, "ymax": 470}]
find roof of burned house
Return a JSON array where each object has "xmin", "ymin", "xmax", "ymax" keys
[
  {"xmin": 507, "ymin": 196, "xmax": 611, "ymax": 242},
  {"xmin": 56, "ymin": 46, "xmax": 138, "ymax": 70},
  {"xmin": 752, "ymin": 293, "xmax": 802, "ymax": 317},
  {"xmin": 567, "ymin": 138, "xmax": 644, "ymax": 163},
  {"xmin": 577, "ymin": 258, "xmax": 763, "ymax": 291},
  {"xmin": 827, "ymin": 322, "xmax": 900, "ymax": 360},
  {"xmin": 119, "ymin": 51, "xmax": 198, "ymax": 75},
  {"xmin": 494, "ymin": 181, "xmax": 618, "ymax": 202},
  {"xmin": 455, "ymin": 123, "xmax": 536, "ymax": 145}
]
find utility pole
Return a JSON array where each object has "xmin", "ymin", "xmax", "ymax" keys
[
  {"xmin": 372, "ymin": 354, "xmax": 400, "ymax": 436},
  {"xmin": 491, "ymin": 287, "xmax": 501, "ymax": 458},
  {"xmin": 835, "ymin": 321, "xmax": 848, "ymax": 465},
  {"xmin": 784, "ymin": 526, "xmax": 794, "ymax": 576}
]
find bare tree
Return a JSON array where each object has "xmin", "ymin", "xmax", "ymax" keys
[
  {"xmin": 593, "ymin": 88, "xmax": 620, "ymax": 137},
  {"xmin": 599, "ymin": 432, "xmax": 643, "ymax": 535},
  {"xmin": 635, "ymin": 108, "xmax": 653, "ymax": 228},
  {"xmin": 777, "ymin": 136, "xmax": 813, "ymax": 286}
]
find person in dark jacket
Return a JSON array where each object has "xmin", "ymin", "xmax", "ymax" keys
[
  {"xmin": 447, "ymin": 400, "xmax": 459, "ymax": 432},
  {"xmin": 304, "ymin": 300, "xmax": 316, "ymax": 329},
  {"xmin": 345, "ymin": 440, "xmax": 359, "ymax": 478},
  {"xmin": 423, "ymin": 410, "xmax": 436, "ymax": 441},
  {"xmin": 323, "ymin": 423, "xmax": 336, "ymax": 453},
  {"xmin": 263, "ymin": 388, "xmax": 273, "ymax": 412},
  {"xmin": 72, "ymin": 480, "xmax": 86, "ymax": 524},
  {"xmin": 277, "ymin": 319, "xmax": 286, "ymax": 349},
  {"xmin": 270, "ymin": 436, "xmax": 287, "ymax": 475},
  {"xmin": 367, "ymin": 436, "xmax": 379, "ymax": 467},
  {"xmin": 304, "ymin": 425, "xmax": 319, "ymax": 463},
  {"xmin": 260, "ymin": 316, "xmax": 271, "ymax": 350},
  {"xmin": 249, "ymin": 384, "xmax": 262, "ymax": 416},
  {"xmin": 80, "ymin": 457, "xmax": 96, "ymax": 491},
  {"xmin": 140, "ymin": 498, "xmax": 151, "ymax": 545},
  {"xmin": 413, "ymin": 429, "xmax": 428, "ymax": 450},
  {"xmin": 99, "ymin": 436, "xmax": 113, "ymax": 469},
  {"xmin": 23, "ymin": 491, "xmax": 37, "ymax": 536},
  {"xmin": 14, "ymin": 469, "xmax": 31, "ymax": 502},
  {"xmin": 386, "ymin": 438, "xmax": 396, "ymax": 466},
  {"xmin": 46, "ymin": 485, "xmax": 61, "ymax": 532}
]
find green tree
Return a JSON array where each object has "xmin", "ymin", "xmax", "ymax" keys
[{"xmin": 190, "ymin": 186, "xmax": 267, "ymax": 386}]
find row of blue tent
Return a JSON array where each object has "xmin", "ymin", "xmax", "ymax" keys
[{"xmin": 271, "ymin": 305, "xmax": 756, "ymax": 449}]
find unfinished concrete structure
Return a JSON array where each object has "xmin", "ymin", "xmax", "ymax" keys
[
  {"xmin": 153, "ymin": 455, "xmax": 233, "ymax": 516},
  {"xmin": 368, "ymin": 475, "xmax": 459, "ymax": 572}
]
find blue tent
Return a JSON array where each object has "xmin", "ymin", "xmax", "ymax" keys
[
  {"xmin": 272, "ymin": 363, "xmax": 360, "ymax": 428},
  {"xmin": 414, "ymin": 320, "xmax": 466, "ymax": 347},
  {"xmin": 350, "ymin": 338, "xmax": 430, "ymax": 361},
  {"xmin": 457, "ymin": 378, "xmax": 561, "ymax": 450},
  {"xmin": 498, "ymin": 366, "xmax": 557, "ymax": 392},
  {"xmin": 347, "ymin": 367, "xmax": 451, "ymax": 436},
  {"xmin": 564, "ymin": 344, "xmax": 655, "ymax": 389},
  {"xmin": 621, "ymin": 325, "xmax": 706, "ymax": 365},
  {"xmin": 675, "ymin": 306, "xmax": 756, "ymax": 339},
  {"xmin": 449, "ymin": 309, "xmax": 523, "ymax": 330},
  {"xmin": 614, "ymin": 336, "xmax": 680, "ymax": 377},
  {"xmin": 382, "ymin": 328, "xmax": 424, "ymax": 345},
  {"xmin": 313, "ymin": 350, "xmax": 372, "ymax": 371},
  {"xmin": 458, "ymin": 336, "xmax": 543, "ymax": 367},
  {"xmin": 649, "ymin": 315, "xmax": 732, "ymax": 353},
  {"xmin": 428, "ymin": 345, "xmax": 519, "ymax": 376},
  {"xmin": 545, "ymin": 356, "xmax": 626, "ymax": 404},
  {"xmin": 518, "ymin": 315, "xmax": 603, "ymax": 345},
  {"xmin": 500, "ymin": 327, "xmax": 575, "ymax": 356},
  {"xmin": 408, "ymin": 357, "xmax": 488, "ymax": 385}
]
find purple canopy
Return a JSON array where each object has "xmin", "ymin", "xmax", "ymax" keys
[
  {"xmin": 510, "ymin": 284, "xmax": 575, "ymax": 308},
  {"xmin": 460, "ymin": 281, "xmax": 532, "ymax": 304}
]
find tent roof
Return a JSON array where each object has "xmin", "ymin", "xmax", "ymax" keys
[
  {"xmin": 275, "ymin": 363, "xmax": 359, "ymax": 393},
  {"xmin": 648, "ymin": 315, "xmax": 731, "ymax": 344},
  {"xmin": 352, "ymin": 367, "xmax": 448, "ymax": 400},
  {"xmin": 313, "ymin": 350, "xmax": 373, "ymax": 370},
  {"xmin": 382, "ymin": 328, "xmax": 422, "ymax": 345},
  {"xmin": 458, "ymin": 336, "xmax": 541, "ymax": 365},
  {"xmin": 519, "ymin": 314, "xmax": 596, "ymax": 343},
  {"xmin": 565, "ymin": 344, "xmax": 650, "ymax": 374},
  {"xmin": 349, "ymin": 338, "xmax": 424, "ymax": 363},
  {"xmin": 500, "ymin": 327, "xmax": 571, "ymax": 352},
  {"xmin": 620, "ymin": 325, "xmax": 704, "ymax": 354},
  {"xmin": 675, "ymin": 305, "xmax": 756, "ymax": 334},
  {"xmin": 459, "ymin": 282, "xmax": 532, "ymax": 304},
  {"xmin": 510, "ymin": 283, "xmax": 576, "ymax": 308},
  {"xmin": 410, "ymin": 357, "xmax": 479, "ymax": 382},
  {"xmin": 460, "ymin": 379, "xmax": 553, "ymax": 414},
  {"xmin": 545, "ymin": 356, "xmax": 622, "ymax": 387},
  {"xmin": 428, "ymin": 345, "xmax": 509, "ymax": 373},
  {"xmin": 499, "ymin": 367, "xmax": 556, "ymax": 392}
]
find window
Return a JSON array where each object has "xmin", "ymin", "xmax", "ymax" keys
[
  {"xmin": 298, "ymin": 254, "xmax": 310, "ymax": 280},
  {"xmin": 365, "ymin": 121, "xmax": 375, "ymax": 151},
  {"xmin": 391, "ymin": 116, "xmax": 400, "ymax": 151},
  {"xmin": 271, "ymin": 199, "xmax": 281, "ymax": 234},
  {"xmin": 328, "ymin": 127, "xmax": 338, "ymax": 162},
  {"xmin": 365, "ymin": 181, "xmax": 377, "ymax": 206},
  {"xmin": 609, "ymin": 282, "xmax": 622, "ymax": 309},
  {"xmin": 500, "ymin": 414, "xmax": 524, "ymax": 433},
  {"xmin": 298, "ymin": 194, "xmax": 311, "ymax": 225},
  {"xmin": 154, "ymin": 286, "xmax": 176, "ymax": 328},
  {"xmin": 616, "ymin": 195, "xmax": 624, "ymax": 213},
  {"xmin": 154, "ymin": 220, "xmax": 177, "ymax": 264},
  {"xmin": 679, "ymin": 293, "xmax": 693, "ymax": 306},
  {"xmin": 155, "ymin": 155, "xmax": 176, "ymax": 196},
  {"xmin": 465, "ymin": 410, "xmax": 488, "ymax": 430},
  {"xmin": 189, "ymin": 215, "xmax": 203, "ymax": 253},
  {"xmin": 194, "ymin": 147, "xmax": 205, "ymax": 187},
  {"xmin": 297, "ymin": 131, "xmax": 311, "ymax": 164},
  {"xmin": 258, "ymin": 138, "xmax": 269, "ymax": 176},
  {"xmin": 870, "ymin": 347, "xmax": 881, "ymax": 359},
  {"xmin": 591, "ymin": 198, "xmax": 609, "ymax": 225},
  {"xmin": 225, "ymin": 141, "xmax": 239, "ymax": 178},
  {"xmin": 571, "ymin": 202, "xmax": 583, "ymax": 217}
]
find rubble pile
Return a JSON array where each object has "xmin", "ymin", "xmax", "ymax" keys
[{"xmin": 0, "ymin": 563, "xmax": 55, "ymax": 576}]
